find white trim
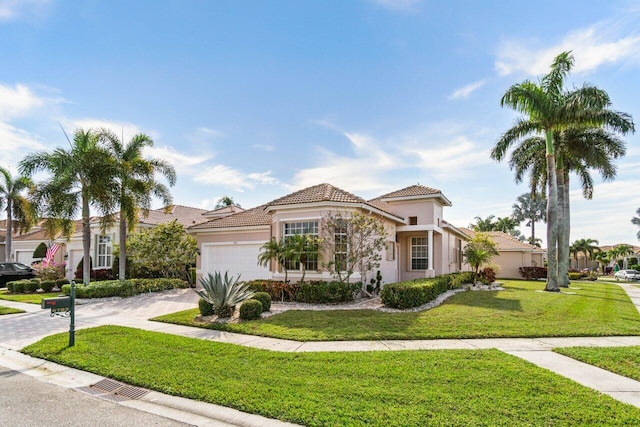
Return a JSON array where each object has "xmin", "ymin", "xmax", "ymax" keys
[
  {"xmin": 201, "ymin": 241, "xmax": 267, "ymax": 247},
  {"xmin": 427, "ymin": 230, "xmax": 434, "ymax": 271},
  {"xmin": 379, "ymin": 193, "xmax": 452, "ymax": 206},
  {"xmin": 397, "ymin": 224, "xmax": 443, "ymax": 233},
  {"xmin": 265, "ymin": 202, "xmax": 404, "ymax": 223}
]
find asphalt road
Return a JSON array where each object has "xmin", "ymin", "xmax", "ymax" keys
[{"xmin": 0, "ymin": 366, "xmax": 192, "ymax": 427}]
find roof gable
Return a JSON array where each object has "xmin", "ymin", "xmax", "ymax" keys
[
  {"xmin": 188, "ymin": 206, "xmax": 272, "ymax": 230},
  {"xmin": 268, "ymin": 183, "xmax": 366, "ymax": 206}
]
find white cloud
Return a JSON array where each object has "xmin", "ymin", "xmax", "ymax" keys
[
  {"xmin": 292, "ymin": 131, "xmax": 399, "ymax": 194},
  {"xmin": 143, "ymin": 145, "xmax": 211, "ymax": 176},
  {"xmin": 61, "ymin": 118, "xmax": 145, "ymax": 142},
  {"xmin": 495, "ymin": 17, "xmax": 640, "ymax": 77},
  {"xmin": 0, "ymin": 83, "xmax": 45, "ymax": 119},
  {"xmin": 0, "ymin": 122, "xmax": 46, "ymax": 169},
  {"xmin": 368, "ymin": 0, "xmax": 422, "ymax": 13},
  {"xmin": 194, "ymin": 165, "xmax": 279, "ymax": 192},
  {"xmin": 0, "ymin": 0, "xmax": 50, "ymax": 22},
  {"xmin": 449, "ymin": 80, "xmax": 486, "ymax": 99}
]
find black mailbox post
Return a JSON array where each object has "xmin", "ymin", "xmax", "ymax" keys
[{"xmin": 41, "ymin": 281, "xmax": 76, "ymax": 347}]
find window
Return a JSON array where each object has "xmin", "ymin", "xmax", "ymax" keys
[
  {"xmin": 283, "ymin": 221, "xmax": 319, "ymax": 271},
  {"xmin": 334, "ymin": 221, "xmax": 348, "ymax": 271},
  {"xmin": 408, "ymin": 216, "xmax": 418, "ymax": 225},
  {"xmin": 410, "ymin": 236, "xmax": 428, "ymax": 270},
  {"xmin": 96, "ymin": 235, "xmax": 113, "ymax": 268}
]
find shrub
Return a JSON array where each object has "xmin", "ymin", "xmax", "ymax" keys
[
  {"xmin": 568, "ymin": 272, "xmax": 582, "ymax": 280},
  {"xmin": 60, "ymin": 278, "xmax": 187, "ymax": 298},
  {"xmin": 519, "ymin": 266, "xmax": 547, "ymax": 280},
  {"xmin": 36, "ymin": 264, "xmax": 66, "ymax": 281},
  {"xmin": 198, "ymin": 298, "xmax": 214, "ymax": 316},
  {"xmin": 246, "ymin": 279, "xmax": 299, "ymax": 302},
  {"xmin": 56, "ymin": 278, "xmax": 70, "ymax": 286},
  {"xmin": 93, "ymin": 269, "xmax": 114, "ymax": 282},
  {"xmin": 195, "ymin": 272, "xmax": 254, "ymax": 318},
  {"xmin": 295, "ymin": 281, "xmax": 361, "ymax": 304},
  {"xmin": 252, "ymin": 292, "xmax": 271, "ymax": 312},
  {"xmin": 239, "ymin": 299, "xmax": 263, "ymax": 320},
  {"xmin": 380, "ymin": 279, "xmax": 448, "ymax": 309},
  {"xmin": 189, "ymin": 267, "xmax": 196, "ymax": 287},
  {"xmin": 39, "ymin": 280, "xmax": 56, "ymax": 292},
  {"xmin": 26, "ymin": 281, "xmax": 40, "ymax": 293},
  {"xmin": 479, "ymin": 267, "xmax": 497, "ymax": 284}
]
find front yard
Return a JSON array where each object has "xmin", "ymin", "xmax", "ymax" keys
[
  {"xmin": 0, "ymin": 290, "xmax": 62, "ymax": 305},
  {"xmin": 23, "ymin": 325, "xmax": 640, "ymax": 427},
  {"xmin": 152, "ymin": 280, "xmax": 640, "ymax": 341},
  {"xmin": 555, "ymin": 346, "xmax": 640, "ymax": 382},
  {"xmin": 0, "ymin": 305, "xmax": 23, "ymax": 315}
]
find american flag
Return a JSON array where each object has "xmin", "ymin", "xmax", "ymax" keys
[{"xmin": 44, "ymin": 243, "xmax": 61, "ymax": 266}]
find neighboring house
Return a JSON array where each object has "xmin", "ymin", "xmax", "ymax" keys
[
  {"xmin": 458, "ymin": 228, "xmax": 545, "ymax": 279},
  {"xmin": 575, "ymin": 244, "xmax": 640, "ymax": 271},
  {"xmin": 188, "ymin": 183, "xmax": 467, "ymax": 286},
  {"xmin": 7, "ymin": 205, "xmax": 209, "ymax": 280}
]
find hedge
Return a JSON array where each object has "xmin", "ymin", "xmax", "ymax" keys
[
  {"xmin": 61, "ymin": 278, "xmax": 188, "ymax": 298},
  {"xmin": 380, "ymin": 278, "xmax": 448, "ymax": 309},
  {"xmin": 295, "ymin": 281, "xmax": 361, "ymax": 304},
  {"xmin": 239, "ymin": 299, "xmax": 263, "ymax": 320},
  {"xmin": 519, "ymin": 266, "xmax": 547, "ymax": 280}
]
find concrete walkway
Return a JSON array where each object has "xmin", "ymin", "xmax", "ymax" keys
[{"xmin": 1, "ymin": 281, "xmax": 640, "ymax": 424}]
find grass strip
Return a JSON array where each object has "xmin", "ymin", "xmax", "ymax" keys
[
  {"xmin": 555, "ymin": 346, "xmax": 640, "ymax": 382},
  {"xmin": 0, "ymin": 305, "xmax": 24, "ymax": 315},
  {"xmin": 0, "ymin": 290, "xmax": 63, "ymax": 305},
  {"xmin": 23, "ymin": 325, "xmax": 640, "ymax": 426},
  {"xmin": 153, "ymin": 280, "xmax": 640, "ymax": 341}
]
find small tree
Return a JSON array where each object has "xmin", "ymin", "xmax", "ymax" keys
[
  {"xmin": 321, "ymin": 211, "xmax": 388, "ymax": 291},
  {"xmin": 257, "ymin": 238, "xmax": 291, "ymax": 283},
  {"xmin": 463, "ymin": 233, "xmax": 499, "ymax": 284},
  {"xmin": 127, "ymin": 220, "xmax": 197, "ymax": 280},
  {"xmin": 33, "ymin": 242, "xmax": 48, "ymax": 259}
]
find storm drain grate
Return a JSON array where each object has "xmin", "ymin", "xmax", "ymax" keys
[{"xmin": 87, "ymin": 378, "xmax": 150, "ymax": 401}]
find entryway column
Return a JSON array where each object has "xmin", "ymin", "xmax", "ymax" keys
[{"xmin": 427, "ymin": 230, "xmax": 434, "ymax": 276}]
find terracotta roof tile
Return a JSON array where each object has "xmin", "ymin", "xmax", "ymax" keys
[
  {"xmin": 188, "ymin": 206, "xmax": 272, "ymax": 230},
  {"xmin": 374, "ymin": 184, "xmax": 442, "ymax": 199},
  {"xmin": 139, "ymin": 205, "xmax": 208, "ymax": 227},
  {"xmin": 459, "ymin": 228, "xmax": 544, "ymax": 252},
  {"xmin": 268, "ymin": 183, "xmax": 366, "ymax": 206}
]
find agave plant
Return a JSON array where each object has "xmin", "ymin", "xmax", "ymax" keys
[{"xmin": 195, "ymin": 271, "xmax": 254, "ymax": 318}]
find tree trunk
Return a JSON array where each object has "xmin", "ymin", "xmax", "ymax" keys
[
  {"xmin": 530, "ymin": 217, "xmax": 535, "ymax": 246},
  {"xmin": 544, "ymin": 131, "xmax": 559, "ymax": 292},
  {"xmin": 119, "ymin": 207, "xmax": 127, "ymax": 281},
  {"xmin": 5, "ymin": 201, "xmax": 12, "ymax": 261},
  {"xmin": 563, "ymin": 174, "xmax": 571, "ymax": 273},
  {"xmin": 82, "ymin": 191, "xmax": 91, "ymax": 285},
  {"xmin": 557, "ymin": 167, "xmax": 569, "ymax": 288}
]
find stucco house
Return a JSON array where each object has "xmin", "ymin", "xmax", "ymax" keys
[
  {"xmin": 6, "ymin": 205, "xmax": 209, "ymax": 280},
  {"xmin": 458, "ymin": 228, "xmax": 545, "ymax": 279},
  {"xmin": 189, "ymin": 183, "xmax": 467, "ymax": 286}
]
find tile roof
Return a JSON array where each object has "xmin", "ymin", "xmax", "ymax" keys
[
  {"xmin": 459, "ymin": 228, "xmax": 544, "ymax": 252},
  {"xmin": 374, "ymin": 184, "xmax": 442, "ymax": 199},
  {"xmin": 268, "ymin": 183, "xmax": 366, "ymax": 206},
  {"xmin": 188, "ymin": 206, "xmax": 272, "ymax": 230},
  {"xmin": 139, "ymin": 205, "xmax": 208, "ymax": 227}
]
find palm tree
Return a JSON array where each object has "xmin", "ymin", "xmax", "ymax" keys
[
  {"xmin": 508, "ymin": 128, "xmax": 627, "ymax": 285},
  {"xmin": 98, "ymin": 130, "xmax": 176, "ymax": 281},
  {"xmin": 0, "ymin": 167, "xmax": 35, "ymax": 261},
  {"xmin": 594, "ymin": 251, "xmax": 612, "ymax": 274},
  {"xmin": 492, "ymin": 51, "xmax": 634, "ymax": 291},
  {"xmin": 569, "ymin": 238, "xmax": 600, "ymax": 269},
  {"xmin": 632, "ymin": 208, "xmax": 640, "ymax": 242},
  {"xmin": 611, "ymin": 244, "xmax": 635, "ymax": 269},
  {"xmin": 512, "ymin": 193, "xmax": 546, "ymax": 246},
  {"xmin": 286, "ymin": 234, "xmax": 317, "ymax": 284},
  {"xmin": 257, "ymin": 238, "xmax": 291, "ymax": 284},
  {"xmin": 470, "ymin": 215, "xmax": 496, "ymax": 231},
  {"xmin": 215, "ymin": 196, "xmax": 239, "ymax": 209},
  {"xmin": 19, "ymin": 128, "xmax": 117, "ymax": 285}
]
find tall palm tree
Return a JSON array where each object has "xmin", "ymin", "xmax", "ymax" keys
[
  {"xmin": 470, "ymin": 215, "xmax": 496, "ymax": 231},
  {"xmin": 632, "ymin": 208, "xmax": 640, "ymax": 242},
  {"xmin": 507, "ymin": 128, "xmax": 627, "ymax": 286},
  {"xmin": 215, "ymin": 196, "xmax": 239, "ymax": 209},
  {"xmin": 569, "ymin": 238, "xmax": 600, "ymax": 269},
  {"xmin": 19, "ymin": 128, "xmax": 117, "ymax": 285},
  {"xmin": 512, "ymin": 193, "xmax": 546, "ymax": 246},
  {"xmin": 493, "ymin": 51, "xmax": 634, "ymax": 291},
  {"xmin": 98, "ymin": 130, "xmax": 176, "ymax": 281},
  {"xmin": 611, "ymin": 244, "xmax": 635, "ymax": 269},
  {"xmin": 0, "ymin": 167, "xmax": 35, "ymax": 261}
]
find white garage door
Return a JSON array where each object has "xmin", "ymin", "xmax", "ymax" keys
[
  {"xmin": 202, "ymin": 242, "xmax": 270, "ymax": 282},
  {"xmin": 16, "ymin": 251, "xmax": 35, "ymax": 266}
]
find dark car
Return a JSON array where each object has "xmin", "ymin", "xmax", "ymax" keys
[{"xmin": 0, "ymin": 262, "xmax": 37, "ymax": 286}]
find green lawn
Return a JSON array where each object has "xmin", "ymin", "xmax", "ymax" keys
[
  {"xmin": 555, "ymin": 346, "xmax": 640, "ymax": 382},
  {"xmin": 152, "ymin": 280, "xmax": 640, "ymax": 341},
  {"xmin": 23, "ymin": 326, "xmax": 640, "ymax": 426},
  {"xmin": 0, "ymin": 305, "xmax": 24, "ymax": 315},
  {"xmin": 0, "ymin": 290, "xmax": 63, "ymax": 305}
]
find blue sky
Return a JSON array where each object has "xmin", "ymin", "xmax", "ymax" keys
[{"xmin": 1, "ymin": 0, "xmax": 639, "ymax": 246}]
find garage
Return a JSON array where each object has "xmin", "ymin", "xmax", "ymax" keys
[
  {"xmin": 201, "ymin": 242, "xmax": 270, "ymax": 282},
  {"xmin": 16, "ymin": 250, "xmax": 35, "ymax": 266}
]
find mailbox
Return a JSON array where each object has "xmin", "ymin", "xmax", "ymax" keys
[{"xmin": 41, "ymin": 296, "xmax": 71, "ymax": 310}]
